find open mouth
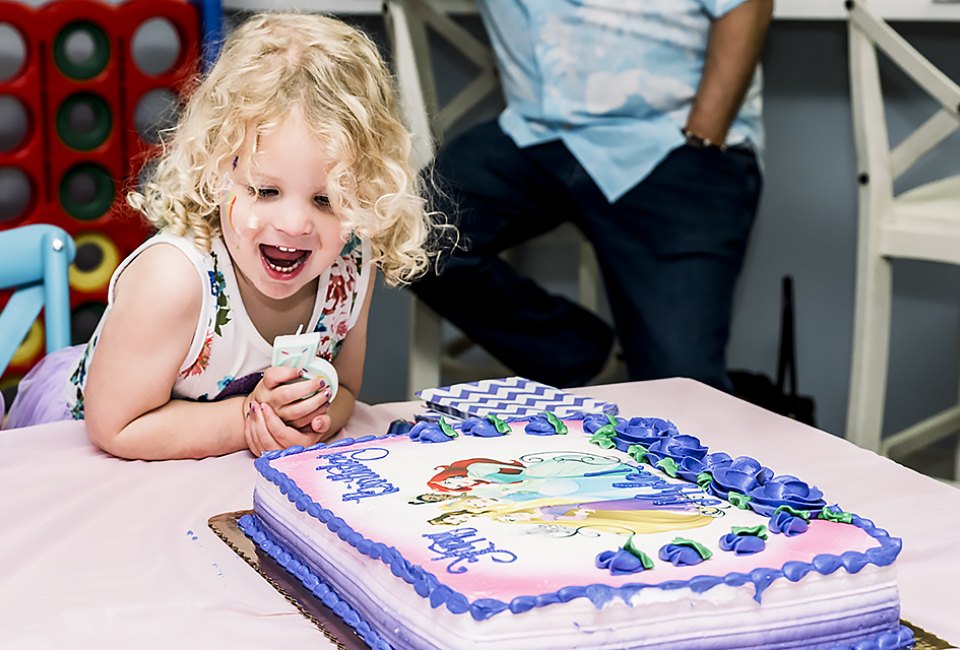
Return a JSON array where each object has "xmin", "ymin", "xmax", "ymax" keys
[{"xmin": 259, "ymin": 244, "xmax": 310, "ymax": 276}]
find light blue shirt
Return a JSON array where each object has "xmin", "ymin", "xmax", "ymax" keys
[{"xmin": 476, "ymin": 0, "xmax": 765, "ymax": 203}]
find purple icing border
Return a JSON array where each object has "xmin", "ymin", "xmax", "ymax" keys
[{"xmin": 245, "ymin": 422, "xmax": 913, "ymax": 649}]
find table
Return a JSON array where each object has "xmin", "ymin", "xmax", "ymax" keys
[{"xmin": 2, "ymin": 379, "xmax": 959, "ymax": 648}]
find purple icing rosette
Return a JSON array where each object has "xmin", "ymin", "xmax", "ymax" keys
[
  {"xmin": 582, "ymin": 413, "xmax": 618, "ymax": 434},
  {"xmin": 719, "ymin": 526, "xmax": 768, "ymax": 556},
  {"xmin": 746, "ymin": 475, "xmax": 826, "ymax": 517},
  {"xmin": 408, "ymin": 421, "xmax": 454, "ymax": 444},
  {"xmin": 595, "ymin": 549, "xmax": 648, "ymax": 576},
  {"xmin": 524, "ymin": 413, "xmax": 565, "ymax": 436},
  {"xmin": 707, "ymin": 456, "xmax": 774, "ymax": 500},
  {"xmin": 614, "ymin": 416, "xmax": 679, "ymax": 446},
  {"xmin": 658, "ymin": 538, "xmax": 712, "ymax": 567},
  {"xmin": 719, "ymin": 533, "xmax": 767, "ymax": 555},
  {"xmin": 769, "ymin": 507, "xmax": 810, "ymax": 536},
  {"xmin": 461, "ymin": 417, "xmax": 504, "ymax": 438},
  {"xmin": 675, "ymin": 451, "xmax": 733, "ymax": 483},
  {"xmin": 645, "ymin": 434, "xmax": 709, "ymax": 465}
]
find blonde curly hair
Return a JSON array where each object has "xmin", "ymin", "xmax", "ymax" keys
[{"xmin": 127, "ymin": 13, "xmax": 435, "ymax": 285}]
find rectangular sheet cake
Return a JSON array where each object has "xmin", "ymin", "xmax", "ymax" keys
[{"xmin": 239, "ymin": 414, "xmax": 912, "ymax": 649}]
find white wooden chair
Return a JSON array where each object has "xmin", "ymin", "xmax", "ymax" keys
[
  {"xmin": 384, "ymin": 0, "xmax": 603, "ymax": 397},
  {"xmin": 845, "ymin": 0, "xmax": 960, "ymax": 478}
]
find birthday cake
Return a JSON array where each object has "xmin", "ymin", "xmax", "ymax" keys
[{"xmin": 239, "ymin": 414, "xmax": 913, "ymax": 649}]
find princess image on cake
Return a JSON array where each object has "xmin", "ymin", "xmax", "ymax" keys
[{"xmin": 425, "ymin": 453, "xmax": 718, "ymax": 534}]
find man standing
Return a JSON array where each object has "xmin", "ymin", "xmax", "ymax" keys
[{"xmin": 412, "ymin": 0, "xmax": 773, "ymax": 390}]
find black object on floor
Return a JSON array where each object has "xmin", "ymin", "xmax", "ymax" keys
[{"xmin": 729, "ymin": 276, "xmax": 816, "ymax": 427}]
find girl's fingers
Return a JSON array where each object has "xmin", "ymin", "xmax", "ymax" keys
[
  {"xmin": 279, "ymin": 388, "xmax": 332, "ymax": 425},
  {"xmin": 312, "ymin": 414, "xmax": 333, "ymax": 439},
  {"xmin": 244, "ymin": 401, "xmax": 264, "ymax": 456},
  {"xmin": 262, "ymin": 377, "xmax": 327, "ymax": 415},
  {"xmin": 250, "ymin": 401, "xmax": 282, "ymax": 453},
  {"xmin": 260, "ymin": 403, "xmax": 308, "ymax": 449},
  {"xmin": 261, "ymin": 365, "xmax": 305, "ymax": 390}
]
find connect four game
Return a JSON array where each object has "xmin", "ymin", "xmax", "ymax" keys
[{"xmin": 0, "ymin": 0, "xmax": 202, "ymax": 397}]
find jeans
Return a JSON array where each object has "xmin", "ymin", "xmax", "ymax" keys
[{"xmin": 411, "ymin": 121, "xmax": 761, "ymax": 390}]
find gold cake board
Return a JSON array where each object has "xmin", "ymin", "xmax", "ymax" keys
[{"xmin": 209, "ymin": 510, "xmax": 951, "ymax": 650}]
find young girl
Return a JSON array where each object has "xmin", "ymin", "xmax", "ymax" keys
[{"xmin": 4, "ymin": 14, "xmax": 434, "ymax": 460}]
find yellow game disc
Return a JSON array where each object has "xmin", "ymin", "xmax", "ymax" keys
[
  {"xmin": 69, "ymin": 231, "xmax": 120, "ymax": 293},
  {"xmin": 11, "ymin": 319, "xmax": 43, "ymax": 366}
]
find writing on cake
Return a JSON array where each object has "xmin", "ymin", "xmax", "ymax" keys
[{"xmin": 315, "ymin": 447, "xmax": 398, "ymax": 502}]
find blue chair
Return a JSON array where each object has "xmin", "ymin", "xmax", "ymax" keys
[{"xmin": 0, "ymin": 225, "xmax": 76, "ymax": 377}]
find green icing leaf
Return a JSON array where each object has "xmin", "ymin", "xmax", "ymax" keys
[
  {"xmin": 626, "ymin": 444, "xmax": 648, "ymax": 464},
  {"xmin": 774, "ymin": 504, "xmax": 811, "ymax": 521},
  {"xmin": 589, "ymin": 426, "xmax": 617, "ymax": 449},
  {"xmin": 670, "ymin": 537, "xmax": 713, "ymax": 560},
  {"xmin": 438, "ymin": 417, "xmax": 458, "ymax": 438},
  {"xmin": 731, "ymin": 525, "xmax": 768, "ymax": 540},
  {"xmin": 593, "ymin": 423, "xmax": 616, "ymax": 437},
  {"xmin": 696, "ymin": 471, "xmax": 713, "ymax": 490},
  {"xmin": 818, "ymin": 507, "xmax": 853, "ymax": 524},
  {"xmin": 728, "ymin": 491, "xmax": 751, "ymax": 510},
  {"xmin": 623, "ymin": 535, "xmax": 655, "ymax": 569},
  {"xmin": 605, "ymin": 414, "xmax": 620, "ymax": 427},
  {"xmin": 485, "ymin": 414, "xmax": 512, "ymax": 434},
  {"xmin": 543, "ymin": 412, "xmax": 567, "ymax": 435},
  {"xmin": 655, "ymin": 457, "xmax": 679, "ymax": 478}
]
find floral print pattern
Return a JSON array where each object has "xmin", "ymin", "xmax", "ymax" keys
[
  {"xmin": 65, "ymin": 233, "xmax": 367, "ymax": 417},
  {"xmin": 314, "ymin": 236, "xmax": 363, "ymax": 361}
]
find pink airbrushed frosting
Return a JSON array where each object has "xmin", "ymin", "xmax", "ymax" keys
[{"xmin": 268, "ymin": 435, "xmax": 878, "ymax": 602}]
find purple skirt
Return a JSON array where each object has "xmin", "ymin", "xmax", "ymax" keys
[{"xmin": 2, "ymin": 344, "xmax": 85, "ymax": 430}]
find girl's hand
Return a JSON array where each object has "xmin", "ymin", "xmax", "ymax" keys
[
  {"xmin": 243, "ymin": 401, "xmax": 323, "ymax": 456},
  {"xmin": 244, "ymin": 366, "xmax": 329, "ymax": 422},
  {"xmin": 240, "ymin": 366, "xmax": 331, "ymax": 455}
]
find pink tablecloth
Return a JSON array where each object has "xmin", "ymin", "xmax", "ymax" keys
[{"xmin": 2, "ymin": 378, "xmax": 958, "ymax": 648}]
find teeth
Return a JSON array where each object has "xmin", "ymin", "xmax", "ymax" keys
[
  {"xmin": 277, "ymin": 246, "xmax": 298, "ymax": 253},
  {"xmin": 266, "ymin": 256, "xmax": 306, "ymax": 274}
]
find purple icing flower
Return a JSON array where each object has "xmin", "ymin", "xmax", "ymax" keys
[
  {"xmin": 709, "ymin": 456, "xmax": 774, "ymax": 499},
  {"xmin": 461, "ymin": 418, "xmax": 503, "ymax": 438},
  {"xmin": 719, "ymin": 533, "xmax": 766, "ymax": 555},
  {"xmin": 769, "ymin": 509, "xmax": 809, "ymax": 537},
  {"xmin": 595, "ymin": 549, "xmax": 648, "ymax": 576},
  {"xmin": 746, "ymin": 475, "xmax": 826, "ymax": 517},
  {"xmin": 524, "ymin": 414, "xmax": 558, "ymax": 436},
  {"xmin": 582, "ymin": 413, "xmax": 619, "ymax": 434},
  {"xmin": 675, "ymin": 451, "xmax": 733, "ymax": 482},
  {"xmin": 408, "ymin": 421, "xmax": 453, "ymax": 444},
  {"xmin": 658, "ymin": 542, "xmax": 707, "ymax": 567},
  {"xmin": 614, "ymin": 416, "xmax": 679, "ymax": 446},
  {"xmin": 645, "ymin": 434, "xmax": 708, "ymax": 465}
]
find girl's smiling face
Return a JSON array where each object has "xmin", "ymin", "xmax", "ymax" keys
[{"xmin": 220, "ymin": 108, "xmax": 346, "ymax": 303}]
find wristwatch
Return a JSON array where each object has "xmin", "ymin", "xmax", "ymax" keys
[{"xmin": 681, "ymin": 127, "xmax": 727, "ymax": 152}]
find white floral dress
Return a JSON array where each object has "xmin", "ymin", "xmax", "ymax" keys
[{"xmin": 66, "ymin": 232, "xmax": 371, "ymax": 418}]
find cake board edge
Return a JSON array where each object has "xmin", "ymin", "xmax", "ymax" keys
[{"xmin": 208, "ymin": 509, "xmax": 366, "ymax": 650}]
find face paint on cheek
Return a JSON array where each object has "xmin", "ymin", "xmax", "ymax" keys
[
  {"xmin": 224, "ymin": 158, "xmax": 241, "ymax": 236},
  {"xmin": 227, "ymin": 192, "xmax": 239, "ymax": 236},
  {"xmin": 246, "ymin": 213, "xmax": 260, "ymax": 230}
]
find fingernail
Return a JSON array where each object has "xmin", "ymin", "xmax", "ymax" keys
[
  {"xmin": 324, "ymin": 389, "xmax": 331, "ymax": 398},
  {"xmin": 299, "ymin": 369, "xmax": 308, "ymax": 378}
]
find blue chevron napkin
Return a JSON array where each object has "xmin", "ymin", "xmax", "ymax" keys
[{"xmin": 417, "ymin": 376, "xmax": 619, "ymax": 420}]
